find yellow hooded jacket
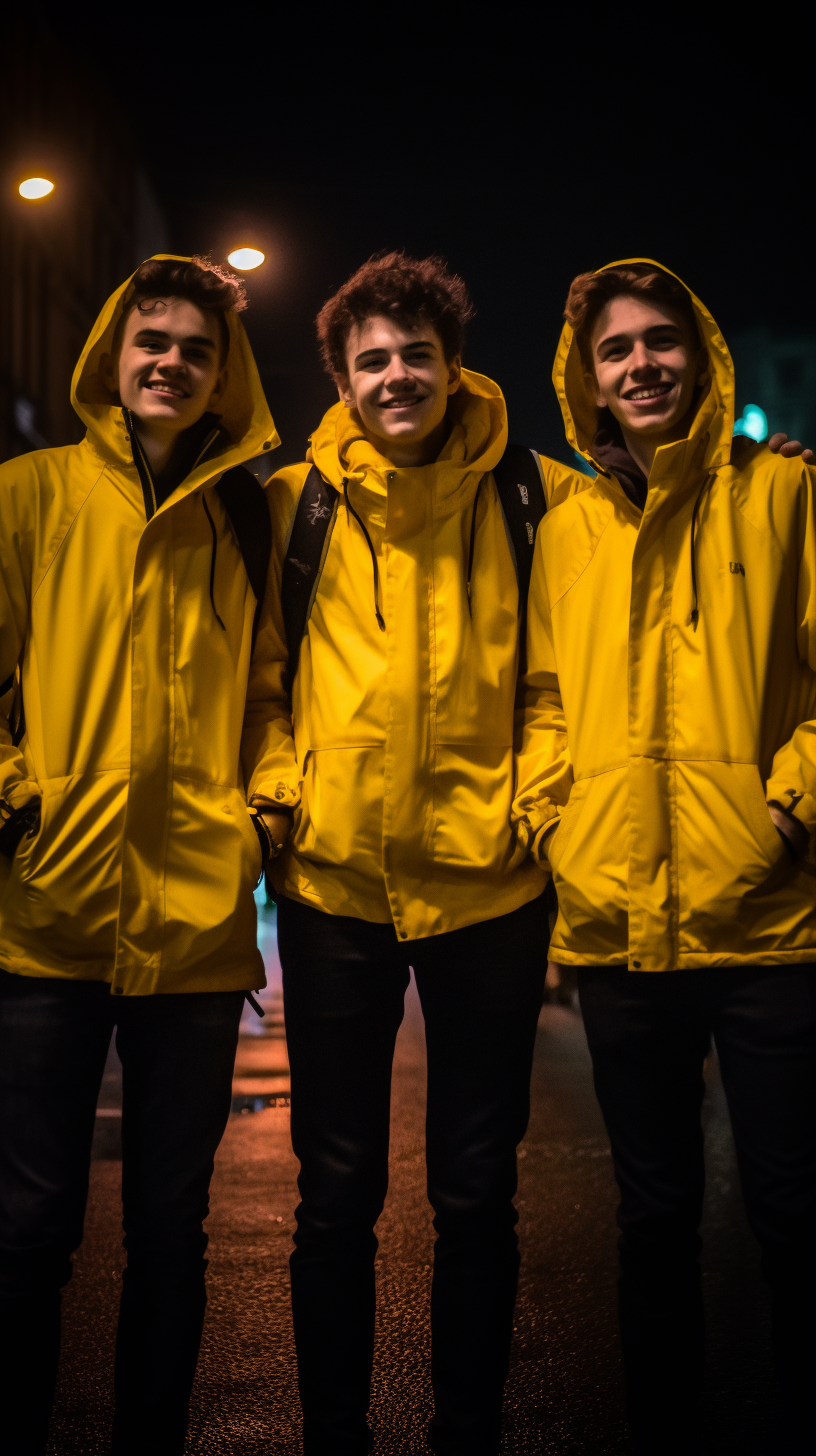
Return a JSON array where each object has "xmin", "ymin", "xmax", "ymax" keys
[
  {"xmin": 0, "ymin": 257, "xmax": 280, "ymax": 994},
  {"xmin": 514, "ymin": 260, "xmax": 816, "ymax": 971},
  {"xmin": 244, "ymin": 371, "xmax": 585, "ymax": 939}
]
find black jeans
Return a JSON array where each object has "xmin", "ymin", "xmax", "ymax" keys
[
  {"xmin": 0, "ymin": 969, "xmax": 244, "ymax": 1456},
  {"xmin": 578, "ymin": 965, "xmax": 816, "ymax": 1456},
  {"xmin": 277, "ymin": 893, "xmax": 548, "ymax": 1456}
]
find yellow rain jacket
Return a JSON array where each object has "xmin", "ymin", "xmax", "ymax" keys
[
  {"xmin": 0, "ymin": 257, "xmax": 279, "ymax": 994},
  {"xmin": 244, "ymin": 372, "xmax": 584, "ymax": 939},
  {"xmin": 514, "ymin": 260, "xmax": 816, "ymax": 971}
]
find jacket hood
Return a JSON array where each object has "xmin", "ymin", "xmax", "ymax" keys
[
  {"xmin": 71, "ymin": 255, "xmax": 279, "ymax": 486},
  {"xmin": 309, "ymin": 367, "xmax": 508, "ymax": 489},
  {"xmin": 552, "ymin": 258, "xmax": 735, "ymax": 478}
]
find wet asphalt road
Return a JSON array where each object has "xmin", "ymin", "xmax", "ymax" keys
[{"xmin": 48, "ymin": 899, "xmax": 778, "ymax": 1454}]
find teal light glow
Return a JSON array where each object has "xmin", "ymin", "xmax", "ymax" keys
[
  {"xmin": 573, "ymin": 448, "xmax": 596, "ymax": 478},
  {"xmin": 733, "ymin": 404, "xmax": 768, "ymax": 442}
]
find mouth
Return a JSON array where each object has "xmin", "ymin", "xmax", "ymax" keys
[
  {"xmin": 622, "ymin": 382, "xmax": 674, "ymax": 403},
  {"xmin": 144, "ymin": 381, "xmax": 189, "ymax": 400},
  {"xmin": 379, "ymin": 396, "xmax": 425, "ymax": 411}
]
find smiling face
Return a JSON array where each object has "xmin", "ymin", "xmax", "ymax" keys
[
  {"xmin": 109, "ymin": 296, "xmax": 226, "ymax": 440},
  {"xmin": 590, "ymin": 293, "xmax": 707, "ymax": 447},
  {"xmin": 338, "ymin": 314, "xmax": 461, "ymax": 466}
]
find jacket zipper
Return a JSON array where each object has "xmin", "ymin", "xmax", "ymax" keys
[
  {"xmin": 123, "ymin": 408, "xmax": 158, "ymax": 520},
  {"xmin": 123, "ymin": 412, "xmax": 222, "ymax": 521}
]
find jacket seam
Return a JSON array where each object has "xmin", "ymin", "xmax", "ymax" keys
[
  {"xmin": 547, "ymin": 511, "xmax": 613, "ymax": 611},
  {"xmin": 30, "ymin": 465, "xmax": 107, "ymax": 604}
]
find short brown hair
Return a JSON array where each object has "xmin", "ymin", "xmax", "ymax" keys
[
  {"xmin": 316, "ymin": 251, "xmax": 474, "ymax": 378},
  {"xmin": 120, "ymin": 256, "xmax": 247, "ymax": 359},
  {"xmin": 565, "ymin": 263, "xmax": 699, "ymax": 365}
]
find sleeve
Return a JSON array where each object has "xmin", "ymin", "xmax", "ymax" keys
[
  {"xmin": 764, "ymin": 464, "xmax": 816, "ymax": 833},
  {"xmin": 240, "ymin": 466, "xmax": 304, "ymax": 809},
  {"xmin": 0, "ymin": 464, "xmax": 40, "ymax": 817},
  {"xmin": 512, "ymin": 525, "xmax": 574, "ymax": 861}
]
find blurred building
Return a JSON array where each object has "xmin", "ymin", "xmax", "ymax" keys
[
  {"xmin": 0, "ymin": 15, "xmax": 168, "ymax": 462},
  {"xmin": 730, "ymin": 330, "xmax": 816, "ymax": 447}
]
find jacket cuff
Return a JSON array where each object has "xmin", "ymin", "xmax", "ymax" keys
[
  {"xmin": 1, "ymin": 778, "xmax": 40, "ymax": 812},
  {"xmin": 532, "ymin": 816, "xmax": 560, "ymax": 863},
  {"xmin": 249, "ymin": 780, "xmax": 300, "ymax": 811},
  {"xmin": 765, "ymin": 785, "xmax": 816, "ymax": 834}
]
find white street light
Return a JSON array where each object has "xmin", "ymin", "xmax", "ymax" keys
[
  {"xmin": 19, "ymin": 177, "xmax": 55, "ymax": 200},
  {"xmin": 227, "ymin": 247, "xmax": 264, "ymax": 271}
]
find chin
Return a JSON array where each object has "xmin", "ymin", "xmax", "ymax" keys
[
  {"xmin": 141, "ymin": 404, "xmax": 187, "ymax": 422},
  {"xmin": 380, "ymin": 424, "xmax": 423, "ymax": 441},
  {"xmin": 624, "ymin": 413, "xmax": 676, "ymax": 436}
]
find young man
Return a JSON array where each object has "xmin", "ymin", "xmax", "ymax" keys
[
  {"xmin": 244, "ymin": 252, "xmax": 587, "ymax": 1456},
  {"xmin": 514, "ymin": 259, "xmax": 816, "ymax": 1453},
  {"xmin": 0, "ymin": 255, "xmax": 280, "ymax": 1455}
]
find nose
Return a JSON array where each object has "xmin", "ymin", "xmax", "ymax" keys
[
  {"xmin": 383, "ymin": 352, "xmax": 413, "ymax": 388},
  {"xmin": 630, "ymin": 340, "xmax": 659, "ymax": 375},
  {"xmin": 157, "ymin": 345, "xmax": 185, "ymax": 372}
]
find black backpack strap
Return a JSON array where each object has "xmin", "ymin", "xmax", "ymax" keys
[
  {"xmin": 281, "ymin": 465, "xmax": 338, "ymax": 690},
  {"xmin": 491, "ymin": 443, "xmax": 547, "ymax": 614},
  {"xmin": 216, "ymin": 465, "xmax": 273, "ymax": 652}
]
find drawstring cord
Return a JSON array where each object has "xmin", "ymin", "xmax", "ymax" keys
[
  {"xmin": 466, "ymin": 478, "xmax": 483, "ymax": 616},
  {"xmin": 202, "ymin": 495, "xmax": 226, "ymax": 631},
  {"xmin": 689, "ymin": 476, "xmax": 713, "ymax": 631},
  {"xmin": 343, "ymin": 478, "xmax": 385, "ymax": 631}
]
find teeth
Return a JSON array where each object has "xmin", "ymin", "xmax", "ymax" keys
[{"xmin": 629, "ymin": 387, "xmax": 669, "ymax": 400}]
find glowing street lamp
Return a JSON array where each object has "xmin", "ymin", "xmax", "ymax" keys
[
  {"xmin": 227, "ymin": 247, "xmax": 264, "ymax": 271},
  {"xmin": 19, "ymin": 177, "xmax": 55, "ymax": 200}
]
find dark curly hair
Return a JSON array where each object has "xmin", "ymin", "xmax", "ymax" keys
[
  {"xmin": 316, "ymin": 251, "xmax": 474, "ymax": 378},
  {"xmin": 128, "ymin": 255, "xmax": 247, "ymax": 313},
  {"xmin": 565, "ymin": 263, "xmax": 699, "ymax": 365},
  {"xmin": 118, "ymin": 256, "xmax": 248, "ymax": 360}
]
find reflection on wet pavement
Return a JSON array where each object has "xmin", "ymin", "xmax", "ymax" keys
[{"xmin": 232, "ymin": 891, "xmax": 290, "ymax": 1111}]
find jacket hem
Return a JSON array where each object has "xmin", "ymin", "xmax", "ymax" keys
[
  {"xmin": 0, "ymin": 954, "xmax": 265, "ymax": 994},
  {"xmin": 279, "ymin": 870, "xmax": 546, "ymax": 938},
  {"xmin": 551, "ymin": 948, "xmax": 816, "ymax": 969}
]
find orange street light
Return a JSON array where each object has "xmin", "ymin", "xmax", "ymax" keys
[
  {"xmin": 19, "ymin": 177, "xmax": 55, "ymax": 200},
  {"xmin": 227, "ymin": 247, "xmax": 264, "ymax": 271}
]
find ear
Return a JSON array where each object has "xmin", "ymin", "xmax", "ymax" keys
[
  {"xmin": 337, "ymin": 375, "xmax": 354, "ymax": 407},
  {"xmin": 99, "ymin": 351, "xmax": 119, "ymax": 398},
  {"xmin": 207, "ymin": 366, "xmax": 228, "ymax": 409},
  {"xmin": 446, "ymin": 355, "xmax": 462, "ymax": 395}
]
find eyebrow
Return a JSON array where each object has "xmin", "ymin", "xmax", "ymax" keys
[
  {"xmin": 353, "ymin": 339, "xmax": 437, "ymax": 367},
  {"xmin": 133, "ymin": 328, "xmax": 217, "ymax": 349},
  {"xmin": 596, "ymin": 323, "xmax": 683, "ymax": 351}
]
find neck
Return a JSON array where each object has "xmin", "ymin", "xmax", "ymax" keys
[
  {"xmin": 370, "ymin": 417, "xmax": 449, "ymax": 469},
  {"xmin": 620, "ymin": 428, "xmax": 659, "ymax": 479},
  {"xmin": 132, "ymin": 418, "xmax": 181, "ymax": 480}
]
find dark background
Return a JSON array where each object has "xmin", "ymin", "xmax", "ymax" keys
[{"xmin": 5, "ymin": 9, "xmax": 815, "ymax": 467}]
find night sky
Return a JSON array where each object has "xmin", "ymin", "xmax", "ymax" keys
[{"xmin": 46, "ymin": 13, "xmax": 809, "ymax": 469}]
